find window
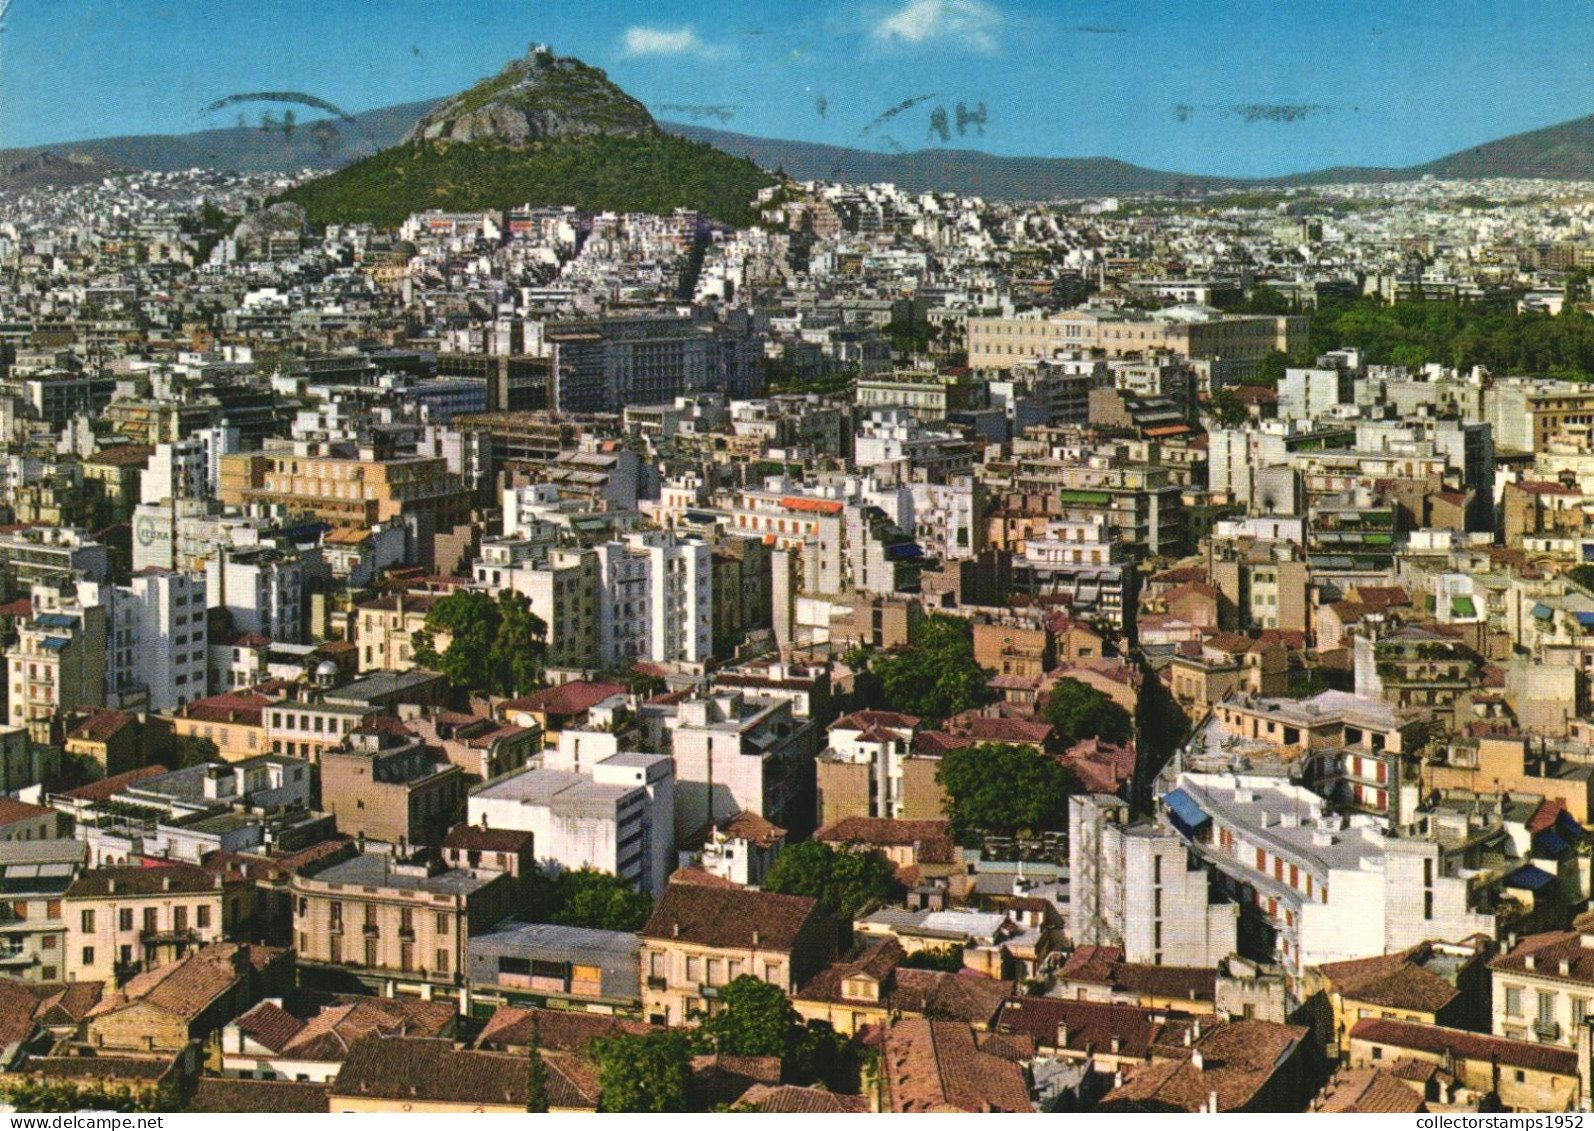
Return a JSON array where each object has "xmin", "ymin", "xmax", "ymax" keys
[
  {"xmin": 1506, "ymin": 987, "xmax": 1523, "ymax": 1016},
  {"xmin": 436, "ymin": 949, "xmax": 449, "ymax": 974},
  {"xmin": 436, "ymin": 912, "xmax": 450, "ymax": 934},
  {"xmin": 80, "ymin": 910, "xmax": 94, "ymax": 933},
  {"xmin": 1575, "ymin": 999, "xmax": 1589, "ymax": 1028},
  {"xmin": 1370, "ymin": 1046, "xmax": 1382, "ymax": 1061},
  {"xmin": 1424, "ymin": 892, "xmax": 1434, "ymax": 920},
  {"xmin": 81, "ymin": 947, "xmax": 94, "ymax": 967},
  {"xmin": 118, "ymin": 908, "xmax": 133, "ymax": 931},
  {"xmin": 1539, "ymin": 991, "xmax": 1555, "ymax": 1025},
  {"xmin": 143, "ymin": 908, "xmax": 157, "ymax": 933},
  {"xmin": 197, "ymin": 905, "xmax": 211, "ymax": 929},
  {"xmin": 42, "ymin": 936, "xmax": 55, "ymax": 950}
]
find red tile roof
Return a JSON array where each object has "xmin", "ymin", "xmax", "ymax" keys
[
  {"xmin": 1350, "ymin": 1018, "xmax": 1577, "ymax": 1076},
  {"xmin": 639, "ymin": 883, "xmax": 825, "ymax": 952}
]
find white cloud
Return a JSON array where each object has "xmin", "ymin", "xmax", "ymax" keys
[
  {"xmin": 873, "ymin": 0, "xmax": 1001, "ymax": 53},
  {"xmin": 621, "ymin": 25, "xmax": 725, "ymax": 59}
]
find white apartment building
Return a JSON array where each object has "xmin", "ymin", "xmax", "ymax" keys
[
  {"xmin": 85, "ymin": 570, "xmax": 208, "ymax": 712},
  {"xmin": 1068, "ymin": 793, "xmax": 1237, "ymax": 968},
  {"xmin": 668, "ymin": 691, "xmax": 814, "ymax": 842},
  {"xmin": 467, "ymin": 729, "xmax": 674, "ymax": 897},
  {"xmin": 206, "ymin": 547, "xmax": 305, "ymax": 644},
  {"xmin": 141, "ymin": 439, "xmax": 209, "ymax": 505},
  {"xmin": 473, "ymin": 541, "xmax": 598, "ymax": 670},
  {"xmin": 1164, "ymin": 773, "xmax": 1495, "ymax": 1002},
  {"xmin": 592, "ymin": 531, "xmax": 712, "ymax": 668}
]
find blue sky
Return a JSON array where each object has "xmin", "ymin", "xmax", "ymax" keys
[{"xmin": 4, "ymin": 0, "xmax": 1594, "ymax": 177}]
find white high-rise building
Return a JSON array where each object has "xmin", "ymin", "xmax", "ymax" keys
[
  {"xmin": 206, "ymin": 548, "xmax": 304, "ymax": 644},
  {"xmin": 141, "ymin": 439, "xmax": 209, "ymax": 506},
  {"xmin": 85, "ymin": 570, "xmax": 208, "ymax": 711},
  {"xmin": 592, "ymin": 531, "xmax": 712, "ymax": 668}
]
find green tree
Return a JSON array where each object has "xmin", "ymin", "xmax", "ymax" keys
[
  {"xmin": 1242, "ymin": 350, "xmax": 1292, "ymax": 388},
  {"xmin": 412, "ymin": 589, "xmax": 547, "ymax": 697},
  {"xmin": 547, "ymin": 867, "xmax": 653, "ymax": 932},
  {"xmin": 1240, "ymin": 284, "xmax": 1292, "ymax": 315},
  {"xmin": 936, "ymin": 742, "xmax": 1083, "ymax": 844},
  {"xmin": 174, "ymin": 734, "xmax": 220, "ymax": 768},
  {"xmin": 1208, "ymin": 388, "xmax": 1250, "ymax": 426},
  {"xmin": 698, "ymin": 976, "xmax": 799, "ymax": 1057},
  {"xmin": 592, "ymin": 1031, "xmax": 695, "ymax": 1113},
  {"xmin": 870, "ymin": 614, "xmax": 991, "ymax": 721},
  {"xmin": 698, "ymin": 976, "xmax": 858, "ymax": 1091},
  {"xmin": 762, "ymin": 840, "xmax": 900, "ymax": 920},
  {"xmin": 525, "ymin": 1021, "xmax": 549, "ymax": 1113},
  {"xmin": 1044, "ymin": 677, "xmax": 1132, "ymax": 747},
  {"xmin": 1131, "ymin": 659, "xmax": 1191, "ymax": 813},
  {"xmin": 899, "ymin": 944, "xmax": 964, "ymax": 972}
]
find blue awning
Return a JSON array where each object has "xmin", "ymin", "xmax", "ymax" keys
[
  {"xmin": 1507, "ymin": 864, "xmax": 1557, "ymax": 892},
  {"xmin": 1164, "ymin": 788, "xmax": 1210, "ymax": 839},
  {"xmin": 1534, "ymin": 829, "xmax": 1570, "ymax": 857},
  {"xmin": 1556, "ymin": 812, "xmax": 1584, "ymax": 842},
  {"xmin": 1532, "ymin": 603, "xmax": 1554, "ymax": 621},
  {"xmin": 1574, "ymin": 612, "xmax": 1594, "ymax": 630}
]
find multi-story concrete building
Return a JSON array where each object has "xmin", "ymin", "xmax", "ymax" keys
[
  {"xmin": 637, "ymin": 883, "xmax": 835, "ymax": 1027},
  {"xmin": 319, "ymin": 725, "xmax": 466, "ymax": 848},
  {"xmin": 1068, "ymin": 794, "xmax": 1237, "ymax": 967},
  {"xmin": 89, "ymin": 569, "xmax": 208, "ymax": 713},
  {"xmin": 291, "ymin": 843, "xmax": 522, "ymax": 1006},
  {"xmin": 668, "ymin": 691, "xmax": 817, "ymax": 842},
  {"xmin": 6, "ymin": 603, "xmax": 107, "ymax": 742},
  {"xmin": 218, "ymin": 441, "xmax": 470, "ymax": 571},
  {"xmin": 0, "ymin": 841, "xmax": 84, "ymax": 983},
  {"xmin": 592, "ymin": 531, "xmax": 712, "ymax": 669},
  {"xmin": 969, "ymin": 307, "xmax": 1306, "ymax": 371},
  {"xmin": 63, "ymin": 863, "xmax": 245, "ymax": 984},
  {"xmin": 467, "ymin": 729, "xmax": 674, "ymax": 897},
  {"xmin": 1163, "ymin": 773, "xmax": 1497, "ymax": 1003},
  {"xmin": 206, "ymin": 547, "xmax": 305, "ymax": 644}
]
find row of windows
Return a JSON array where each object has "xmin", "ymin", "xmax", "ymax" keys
[{"xmin": 80, "ymin": 904, "xmax": 212, "ymax": 932}]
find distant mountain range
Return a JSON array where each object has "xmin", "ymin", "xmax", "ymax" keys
[{"xmin": 9, "ymin": 91, "xmax": 1594, "ymax": 201}]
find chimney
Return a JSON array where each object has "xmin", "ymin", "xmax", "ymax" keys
[
  {"xmin": 1056, "ymin": 1020, "xmax": 1069, "ymax": 1048},
  {"xmin": 1207, "ymin": 1090, "xmax": 1219, "ymax": 1114},
  {"xmin": 107, "ymin": 878, "xmax": 116, "ymax": 894},
  {"xmin": 1110, "ymin": 1035, "xmax": 1122, "ymax": 1054},
  {"xmin": 1526, "ymin": 954, "xmax": 1537, "ymax": 971},
  {"xmin": 162, "ymin": 875, "xmax": 172, "ymax": 892},
  {"xmin": 672, "ymin": 921, "xmax": 680, "ymax": 938},
  {"xmin": 1191, "ymin": 1050, "xmax": 1205, "ymax": 1071},
  {"xmin": 1561, "ymin": 959, "xmax": 1572, "ymax": 977}
]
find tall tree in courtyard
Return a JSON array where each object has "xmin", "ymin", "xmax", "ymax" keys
[{"xmin": 412, "ymin": 589, "xmax": 547, "ymax": 697}]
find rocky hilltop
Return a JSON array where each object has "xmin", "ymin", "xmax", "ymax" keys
[{"xmin": 401, "ymin": 44, "xmax": 656, "ymax": 146}]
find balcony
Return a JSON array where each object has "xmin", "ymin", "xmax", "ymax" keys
[
  {"xmin": 141, "ymin": 927, "xmax": 200, "ymax": 946},
  {"xmin": 398, "ymin": 926, "xmax": 416, "ymax": 941},
  {"xmin": 363, "ymin": 924, "xmax": 381, "ymax": 938},
  {"xmin": 647, "ymin": 976, "xmax": 668, "ymax": 991},
  {"xmin": 1534, "ymin": 1018, "xmax": 1561, "ymax": 1041},
  {"xmin": 0, "ymin": 946, "xmax": 30, "ymax": 965}
]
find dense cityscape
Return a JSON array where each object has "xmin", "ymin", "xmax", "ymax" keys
[{"xmin": 7, "ymin": 20, "xmax": 1594, "ymax": 1117}]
